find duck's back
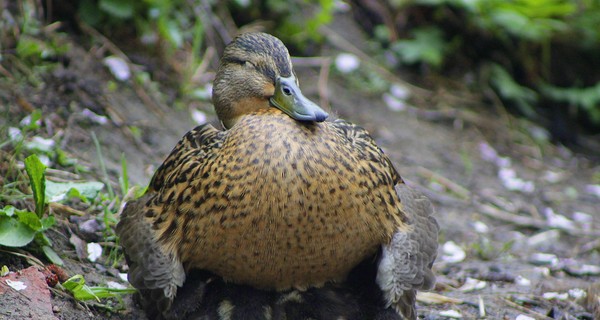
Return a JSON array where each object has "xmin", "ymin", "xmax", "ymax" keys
[{"xmin": 146, "ymin": 108, "xmax": 407, "ymax": 290}]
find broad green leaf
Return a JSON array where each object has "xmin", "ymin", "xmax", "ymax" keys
[
  {"xmin": 46, "ymin": 180, "xmax": 104, "ymax": 203},
  {"xmin": 0, "ymin": 216, "xmax": 36, "ymax": 247},
  {"xmin": 393, "ymin": 27, "xmax": 447, "ymax": 67},
  {"xmin": 42, "ymin": 246, "xmax": 64, "ymax": 266},
  {"xmin": 24, "ymin": 155, "xmax": 46, "ymax": 218},
  {"xmin": 16, "ymin": 210, "xmax": 42, "ymax": 231},
  {"xmin": 99, "ymin": 0, "xmax": 134, "ymax": 19}
]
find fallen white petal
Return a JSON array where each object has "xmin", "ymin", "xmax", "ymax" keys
[
  {"xmin": 8, "ymin": 127, "xmax": 22, "ymax": 142},
  {"xmin": 37, "ymin": 154, "xmax": 51, "ymax": 167},
  {"xmin": 382, "ymin": 93, "xmax": 406, "ymax": 111},
  {"xmin": 530, "ymin": 253, "xmax": 559, "ymax": 266},
  {"xmin": 441, "ymin": 241, "xmax": 466, "ymax": 263},
  {"xmin": 568, "ymin": 288, "xmax": 586, "ymax": 299},
  {"xmin": 478, "ymin": 142, "xmax": 498, "ymax": 163},
  {"xmin": 516, "ymin": 315, "xmax": 535, "ymax": 320},
  {"xmin": 119, "ymin": 273, "xmax": 129, "ymax": 282},
  {"xmin": 107, "ymin": 281, "xmax": 127, "ymax": 289},
  {"xmin": 543, "ymin": 170, "xmax": 563, "ymax": 183},
  {"xmin": 6, "ymin": 279, "xmax": 27, "ymax": 291},
  {"xmin": 496, "ymin": 156, "xmax": 511, "ymax": 168},
  {"xmin": 542, "ymin": 292, "xmax": 568, "ymax": 300},
  {"xmin": 191, "ymin": 109, "xmax": 207, "ymax": 125},
  {"xmin": 458, "ymin": 277, "xmax": 486, "ymax": 292},
  {"xmin": 103, "ymin": 56, "xmax": 131, "ymax": 81},
  {"xmin": 515, "ymin": 275, "xmax": 531, "ymax": 286},
  {"xmin": 87, "ymin": 242, "xmax": 103, "ymax": 262},
  {"xmin": 390, "ymin": 83, "xmax": 410, "ymax": 100},
  {"xmin": 573, "ymin": 211, "xmax": 592, "ymax": 224},
  {"xmin": 439, "ymin": 309, "xmax": 462, "ymax": 318},
  {"xmin": 544, "ymin": 207, "xmax": 574, "ymax": 229},
  {"xmin": 584, "ymin": 184, "xmax": 600, "ymax": 198},
  {"xmin": 527, "ymin": 229, "xmax": 560, "ymax": 247},
  {"xmin": 81, "ymin": 108, "xmax": 109, "ymax": 125},
  {"xmin": 335, "ymin": 53, "xmax": 360, "ymax": 73},
  {"xmin": 31, "ymin": 136, "xmax": 55, "ymax": 149},
  {"xmin": 534, "ymin": 267, "xmax": 551, "ymax": 277},
  {"xmin": 472, "ymin": 221, "xmax": 489, "ymax": 234}
]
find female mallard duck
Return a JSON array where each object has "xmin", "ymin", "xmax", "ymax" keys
[{"xmin": 117, "ymin": 32, "xmax": 438, "ymax": 320}]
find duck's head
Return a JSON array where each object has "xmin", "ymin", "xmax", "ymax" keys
[{"xmin": 212, "ymin": 32, "xmax": 329, "ymax": 129}]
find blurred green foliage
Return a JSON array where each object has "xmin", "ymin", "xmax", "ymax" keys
[{"xmin": 375, "ymin": 0, "xmax": 600, "ymax": 129}]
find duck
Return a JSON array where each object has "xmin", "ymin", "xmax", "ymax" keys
[{"xmin": 117, "ymin": 32, "xmax": 439, "ymax": 320}]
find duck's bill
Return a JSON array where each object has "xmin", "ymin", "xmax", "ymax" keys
[{"xmin": 270, "ymin": 75, "xmax": 328, "ymax": 122}]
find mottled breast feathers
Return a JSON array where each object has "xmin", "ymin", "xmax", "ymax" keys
[{"xmin": 139, "ymin": 108, "xmax": 409, "ymax": 292}]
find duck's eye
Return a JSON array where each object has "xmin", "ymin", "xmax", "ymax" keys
[{"xmin": 282, "ymin": 85, "xmax": 292, "ymax": 96}]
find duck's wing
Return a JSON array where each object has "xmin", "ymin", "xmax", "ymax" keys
[
  {"xmin": 117, "ymin": 124, "xmax": 223, "ymax": 318},
  {"xmin": 332, "ymin": 119, "xmax": 439, "ymax": 320},
  {"xmin": 149, "ymin": 124, "xmax": 224, "ymax": 192},
  {"xmin": 377, "ymin": 183, "xmax": 438, "ymax": 319}
]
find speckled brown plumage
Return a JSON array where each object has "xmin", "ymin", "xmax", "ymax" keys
[{"xmin": 117, "ymin": 32, "xmax": 438, "ymax": 320}]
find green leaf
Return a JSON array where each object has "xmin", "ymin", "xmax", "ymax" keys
[
  {"xmin": 22, "ymin": 110, "xmax": 42, "ymax": 131},
  {"xmin": 540, "ymin": 82, "xmax": 600, "ymax": 124},
  {"xmin": 45, "ymin": 181, "xmax": 104, "ymax": 203},
  {"xmin": 24, "ymin": 155, "xmax": 46, "ymax": 218},
  {"xmin": 0, "ymin": 206, "xmax": 17, "ymax": 217},
  {"xmin": 0, "ymin": 216, "xmax": 36, "ymax": 247},
  {"xmin": 392, "ymin": 27, "xmax": 447, "ymax": 67},
  {"xmin": 63, "ymin": 275, "xmax": 136, "ymax": 301},
  {"xmin": 40, "ymin": 216, "xmax": 56, "ymax": 231},
  {"xmin": 488, "ymin": 64, "xmax": 538, "ymax": 117},
  {"xmin": 16, "ymin": 210, "xmax": 42, "ymax": 231},
  {"xmin": 56, "ymin": 149, "xmax": 77, "ymax": 167},
  {"xmin": 63, "ymin": 275, "xmax": 100, "ymax": 302},
  {"xmin": 1, "ymin": 265, "xmax": 9, "ymax": 276},
  {"xmin": 42, "ymin": 246, "xmax": 64, "ymax": 266},
  {"xmin": 99, "ymin": 0, "xmax": 134, "ymax": 19},
  {"xmin": 16, "ymin": 36, "xmax": 44, "ymax": 59}
]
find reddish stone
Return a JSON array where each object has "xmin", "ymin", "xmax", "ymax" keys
[{"xmin": 0, "ymin": 266, "xmax": 58, "ymax": 320}]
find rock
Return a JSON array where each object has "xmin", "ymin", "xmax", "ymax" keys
[{"xmin": 0, "ymin": 266, "xmax": 57, "ymax": 319}]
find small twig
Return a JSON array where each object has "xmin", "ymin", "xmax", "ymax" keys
[
  {"xmin": 416, "ymin": 291, "xmax": 463, "ymax": 305},
  {"xmin": 292, "ymin": 56, "xmax": 332, "ymax": 109},
  {"xmin": 416, "ymin": 167, "xmax": 470, "ymax": 200},
  {"xmin": 478, "ymin": 203, "xmax": 600, "ymax": 237},
  {"xmin": 501, "ymin": 297, "xmax": 553, "ymax": 320},
  {"xmin": 49, "ymin": 202, "xmax": 86, "ymax": 217},
  {"xmin": 318, "ymin": 57, "xmax": 331, "ymax": 109},
  {"xmin": 45, "ymin": 168, "xmax": 81, "ymax": 180},
  {"xmin": 191, "ymin": 46, "xmax": 216, "ymax": 84},
  {"xmin": 0, "ymin": 248, "xmax": 45, "ymax": 268},
  {"xmin": 0, "ymin": 63, "xmax": 13, "ymax": 79}
]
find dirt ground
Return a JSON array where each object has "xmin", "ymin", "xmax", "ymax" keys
[{"xmin": 1, "ymin": 12, "xmax": 599, "ymax": 320}]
